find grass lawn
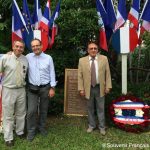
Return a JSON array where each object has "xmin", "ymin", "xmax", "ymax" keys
[{"xmin": 0, "ymin": 115, "xmax": 149, "ymax": 150}]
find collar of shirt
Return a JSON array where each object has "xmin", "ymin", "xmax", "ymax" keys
[
  {"xmin": 12, "ymin": 52, "xmax": 22, "ymax": 60},
  {"xmin": 89, "ymin": 55, "xmax": 98, "ymax": 61},
  {"xmin": 33, "ymin": 52, "xmax": 44, "ymax": 57}
]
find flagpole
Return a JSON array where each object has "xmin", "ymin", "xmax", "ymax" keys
[
  {"xmin": 139, "ymin": 0, "xmax": 148, "ymax": 20},
  {"xmin": 122, "ymin": 54, "xmax": 127, "ymax": 94}
]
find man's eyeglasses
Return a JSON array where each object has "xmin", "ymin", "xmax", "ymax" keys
[
  {"xmin": 31, "ymin": 45, "xmax": 41, "ymax": 48},
  {"xmin": 89, "ymin": 47, "xmax": 98, "ymax": 51}
]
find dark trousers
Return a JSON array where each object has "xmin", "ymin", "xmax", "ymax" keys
[
  {"xmin": 27, "ymin": 85, "xmax": 50, "ymax": 135},
  {"xmin": 87, "ymin": 85, "xmax": 105, "ymax": 129}
]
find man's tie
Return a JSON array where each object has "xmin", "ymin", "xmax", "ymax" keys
[{"xmin": 91, "ymin": 57, "xmax": 96, "ymax": 87}]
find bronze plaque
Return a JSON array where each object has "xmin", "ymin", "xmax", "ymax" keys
[{"xmin": 64, "ymin": 69, "xmax": 87, "ymax": 116}]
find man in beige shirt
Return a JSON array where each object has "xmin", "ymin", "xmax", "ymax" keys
[{"xmin": 0, "ymin": 40, "xmax": 28, "ymax": 147}]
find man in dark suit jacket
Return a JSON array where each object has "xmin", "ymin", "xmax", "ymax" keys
[{"xmin": 78, "ymin": 41, "xmax": 112, "ymax": 135}]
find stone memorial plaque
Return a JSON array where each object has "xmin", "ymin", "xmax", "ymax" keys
[{"xmin": 64, "ymin": 69, "xmax": 87, "ymax": 116}]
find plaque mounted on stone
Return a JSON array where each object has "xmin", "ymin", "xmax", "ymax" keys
[{"xmin": 64, "ymin": 69, "xmax": 87, "ymax": 116}]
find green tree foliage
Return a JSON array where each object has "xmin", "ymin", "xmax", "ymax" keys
[{"xmin": 0, "ymin": 0, "xmax": 149, "ymax": 84}]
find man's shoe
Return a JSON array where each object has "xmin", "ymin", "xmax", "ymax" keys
[
  {"xmin": 100, "ymin": 128, "xmax": 106, "ymax": 136},
  {"xmin": 5, "ymin": 140, "xmax": 14, "ymax": 147},
  {"xmin": 27, "ymin": 134, "xmax": 35, "ymax": 142},
  {"xmin": 87, "ymin": 127, "xmax": 94, "ymax": 133},
  {"xmin": 39, "ymin": 129, "xmax": 48, "ymax": 136},
  {"xmin": 16, "ymin": 134, "xmax": 25, "ymax": 139}
]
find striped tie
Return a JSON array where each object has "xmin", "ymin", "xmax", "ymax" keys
[{"xmin": 91, "ymin": 57, "xmax": 96, "ymax": 87}]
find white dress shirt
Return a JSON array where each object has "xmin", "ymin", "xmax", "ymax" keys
[
  {"xmin": 89, "ymin": 55, "xmax": 99, "ymax": 84},
  {"xmin": 26, "ymin": 52, "xmax": 56, "ymax": 87}
]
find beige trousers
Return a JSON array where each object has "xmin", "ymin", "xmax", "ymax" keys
[{"xmin": 2, "ymin": 87, "xmax": 26, "ymax": 141}]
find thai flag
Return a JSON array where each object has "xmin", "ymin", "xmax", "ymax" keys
[
  {"xmin": 114, "ymin": 0, "xmax": 127, "ymax": 31},
  {"xmin": 39, "ymin": 0, "xmax": 51, "ymax": 32},
  {"xmin": 32, "ymin": 0, "xmax": 42, "ymax": 29},
  {"xmin": 48, "ymin": 0, "xmax": 61, "ymax": 48},
  {"xmin": 113, "ymin": 101, "xmax": 145, "ymax": 109},
  {"xmin": 12, "ymin": 0, "xmax": 27, "ymax": 45},
  {"xmin": 128, "ymin": 0, "xmax": 140, "ymax": 29},
  {"xmin": 96, "ymin": 0, "xmax": 108, "ymax": 51},
  {"xmin": 103, "ymin": 0, "xmax": 116, "ymax": 41},
  {"xmin": 114, "ymin": 116, "xmax": 145, "ymax": 125},
  {"xmin": 140, "ymin": 0, "xmax": 150, "ymax": 33}
]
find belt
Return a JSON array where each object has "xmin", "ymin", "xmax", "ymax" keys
[
  {"xmin": 38, "ymin": 83, "xmax": 49, "ymax": 88},
  {"xmin": 29, "ymin": 83, "xmax": 49, "ymax": 88},
  {"xmin": 91, "ymin": 84, "xmax": 100, "ymax": 87}
]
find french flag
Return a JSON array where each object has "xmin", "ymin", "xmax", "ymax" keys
[
  {"xmin": 114, "ymin": 0, "xmax": 127, "ymax": 31},
  {"xmin": 128, "ymin": 0, "xmax": 140, "ymax": 29},
  {"xmin": 32, "ymin": 0, "xmax": 42, "ymax": 29},
  {"xmin": 39, "ymin": 0, "xmax": 51, "ymax": 32},
  {"xmin": 103, "ymin": 0, "xmax": 116, "ymax": 29},
  {"xmin": 140, "ymin": 0, "xmax": 150, "ymax": 33},
  {"xmin": 103, "ymin": 0, "xmax": 116, "ymax": 42},
  {"xmin": 12, "ymin": 0, "xmax": 27, "ymax": 46},
  {"xmin": 48, "ymin": 0, "xmax": 61, "ymax": 48},
  {"xmin": 96, "ymin": 0, "xmax": 108, "ymax": 51},
  {"xmin": 25, "ymin": 30, "xmax": 48, "ymax": 51},
  {"xmin": 112, "ymin": 27, "xmax": 138, "ymax": 53}
]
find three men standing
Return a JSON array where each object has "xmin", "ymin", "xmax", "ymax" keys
[{"xmin": 78, "ymin": 41, "xmax": 112, "ymax": 135}]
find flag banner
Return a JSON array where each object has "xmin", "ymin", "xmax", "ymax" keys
[
  {"xmin": 25, "ymin": 30, "xmax": 48, "ymax": 51},
  {"xmin": 128, "ymin": 0, "xmax": 140, "ymax": 29},
  {"xmin": 96, "ymin": 0, "xmax": 108, "ymax": 25},
  {"xmin": 48, "ymin": 25, "xmax": 57, "ymax": 48},
  {"xmin": 49, "ymin": 0, "xmax": 61, "ymax": 27},
  {"xmin": 112, "ymin": 27, "xmax": 138, "ymax": 53},
  {"xmin": 22, "ymin": 0, "xmax": 33, "ymax": 50},
  {"xmin": 12, "ymin": 0, "xmax": 61, "ymax": 50},
  {"xmin": 96, "ymin": 0, "xmax": 108, "ymax": 51},
  {"xmin": 32, "ymin": 0, "xmax": 42, "ymax": 29},
  {"xmin": 114, "ymin": 0, "xmax": 127, "ymax": 31},
  {"xmin": 12, "ymin": 0, "xmax": 26, "ymax": 45},
  {"xmin": 103, "ymin": 0, "xmax": 116, "ymax": 41},
  {"xmin": 39, "ymin": 0, "xmax": 51, "ymax": 32},
  {"xmin": 48, "ymin": 0, "xmax": 61, "ymax": 48},
  {"xmin": 103, "ymin": 0, "xmax": 116, "ymax": 28},
  {"xmin": 140, "ymin": 0, "xmax": 150, "ymax": 32}
]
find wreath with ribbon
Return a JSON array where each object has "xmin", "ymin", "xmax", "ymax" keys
[{"xmin": 109, "ymin": 95, "xmax": 150, "ymax": 133}]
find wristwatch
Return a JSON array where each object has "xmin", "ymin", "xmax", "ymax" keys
[{"xmin": 51, "ymin": 86, "xmax": 55, "ymax": 90}]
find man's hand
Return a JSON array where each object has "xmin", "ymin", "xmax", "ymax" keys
[
  {"xmin": 105, "ymin": 88, "xmax": 111, "ymax": 95},
  {"xmin": 49, "ymin": 88, "xmax": 55, "ymax": 98},
  {"xmin": 7, "ymin": 51, "xmax": 13, "ymax": 55},
  {"xmin": 79, "ymin": 90, "xmax": 85, "ymax": 97}
]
